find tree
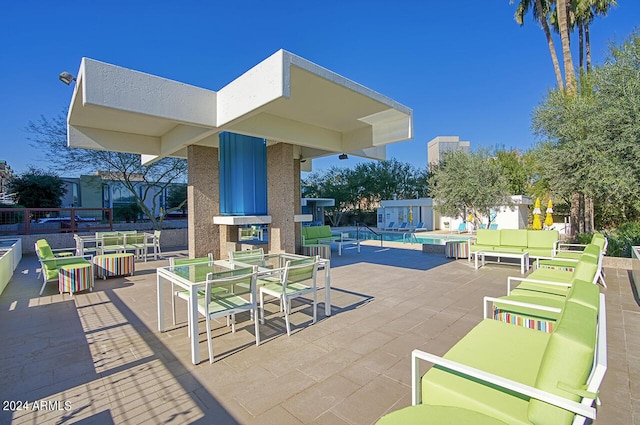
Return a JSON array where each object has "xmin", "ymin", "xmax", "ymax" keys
[
  {"xmin": 512, "ymin": 0, "xmax": 565, "ymax": 89},
  {"xmin": 26, "ymin": 111, "xmax": 187, "ymax": 229},
  {"xmin": 166, "ymin": 184, "xmax": 188, "ymax": 213},
  {"xmin": 9, "ymin": 168, "xmax": 67, "ymax": 208},
  {"xmin": 532, "ymin": 30, "xmax": 640, "ymax": 230},
  {"xmin": 557, "ymin": 0, "xmax": 578, "ymax": 93},
  {"xmin": 302, "ymin": 159, "xmax": 429, "ymax": 226},
  {"xmin": 572, "ymin": 0, "xmax": 617, "ymax": 73},
  {"xmin": 354, "ymin": 159, "xmax": 429, "ymax": 206},
  {"xmin": 303, "ymin": 167, "xmax": 358, "ymax": 226},
  {"xmin": 494, "ymin": 149, "xmax": 529, "ymax": 195},
  {"xmin": 428, "ymin": 150, "xmax": 513, "ymax": 228}
]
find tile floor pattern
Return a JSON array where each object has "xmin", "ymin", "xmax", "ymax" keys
[{"xmin": 0, "ymin": 243, "xmax": 638, "ymax": 424}]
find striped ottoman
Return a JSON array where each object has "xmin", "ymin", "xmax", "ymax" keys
[
  {"xmin": 93, "ymin": 253, "xmax": 135, "ymax": 279},
  {"xmin": 58, "ymin": 263, "xmax": 94, "ymax": 295},
  {"xmin": 302, "ymin": 244, "xmax": 331, "ymax": 259},
  {"xmin": 445, "ymin": 241, "xmax": 469, "ymax": 259}
]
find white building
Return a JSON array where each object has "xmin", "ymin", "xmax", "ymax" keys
[
  {"xmin": 377, "ymin": 198, "xmax": 435, "ymax": 230},
  {"xmin": 377, "ymin": 195, "xmax": 533, "ymax": 231}
]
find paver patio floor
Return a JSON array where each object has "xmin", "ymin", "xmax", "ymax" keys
[{"xmin": 0, "ymin": 243, "xmax": 637, "ymax": 424}]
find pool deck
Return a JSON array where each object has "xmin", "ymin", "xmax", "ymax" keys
[{"xmin": 0, "ymin": 244, "xmax": 638, "ymax": 424}]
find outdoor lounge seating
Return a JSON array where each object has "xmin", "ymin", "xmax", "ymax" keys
[
  {"xmin": 198, "ymin": 266, "xmax": 260, "ymax": 363},
  {"xmin": 301, "ymin": 225, "xmax": 340, "ymax": 245},
  {"xmin": 454, "ymin": 222, "xmax": 467, "ymax": 233},
  {"xmin": 121, "ymin": 232, "xmax": 152, "ymax": 261},
  {"xmin": 487, "ymin": 278, "xmax": 599, "ymax": 332},
  {"xmin": 35, "ymin": 239, "xmax": 93, "ymax": 296},
  {"xmin": 259, "ymin": 256, "xmax": 319, "ymax": 336},
  {"xmin": 482, "ymin": 245, "xmax": 602, "ymax": 332},
  {"xmin": 94, "ymin": 231, "xmax": 157, "ymax": 261},
  {"xmin": 169, "ymin": 254, "xmax": 214, "ymax": 329},
  {"xmin": 393, "ymin": 222, "xmax": 408, "ymax": 231},
  {"xmin": 555, "ymin": 233, "xmax": 607, "ymax": 259},
  {"xmin": 412, "ymin": 222, "xmax": 427, "ymax": 232},
  {"xmin": 551, "ymin": 233, "xmax": 608, "ymax": 286},
  {"xmin": 468, "ymin": 229, "xmax": 559, "ymax": 262},
  {"xmin": 377, "ymin": 290, "xmax": 607, "ymax": 425},
  {"xmin": 507, "ymin": 245, "xmax": 602, "ymax": 298},
  {"xmin": 228, "ymin": 248, "xmax": 264, "ymax": 264}
]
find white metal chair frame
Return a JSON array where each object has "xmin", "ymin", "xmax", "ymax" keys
[
  {"xmin": 200, "ymin": 266, "xmax": 260, "ymax": 363},
  {"xmin": 259, "ymin": 257, "xmax": 319, "ymax": 336},
  {"xmin": 169, "ymin": 254, "xmax": 214, "ymax": 331},
  {"xmin": 410, "ymin": 293, "xmax": 607, "ymax": 425}
]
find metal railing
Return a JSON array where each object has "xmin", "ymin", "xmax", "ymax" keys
[
  {"xmin": 402, "ymin": 232, "xmax": 419, "ymax": 244},
  {"xmin": 0, "ymin": 208, "xmax": 113, "ymax": 235},
  {"xmin": 355, "ymin": 222, "xmax": 384, "ymax": 247}
]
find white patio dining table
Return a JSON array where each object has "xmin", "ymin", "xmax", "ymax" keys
[{"xmin": 156, "ymin": 252, "xmax": 331, "ymax": 364}]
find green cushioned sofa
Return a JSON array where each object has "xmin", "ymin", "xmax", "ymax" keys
[
  {"xmin": 301, "ymin": 225, "xmax": 340, "ymax": 245},
  {"xmin": 468, "ymin": 229, "xmax": 559, "ymax": 261},
  {"xmin": 376, "ymin": 290, "xmax": 607, "ymax": 425}
]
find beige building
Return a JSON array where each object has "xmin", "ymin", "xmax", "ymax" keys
[{"xmin": 427, "ymin": 136, "xmax": 470, "ymax": 167}]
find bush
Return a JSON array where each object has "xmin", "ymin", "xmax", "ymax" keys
[
  {"xmin": 114, "ymin": 203, "xmax": 142, "ymax": 223},
  {"xmin": 577, "ymin": 222, "xmax": 640, "ymax": 257}
]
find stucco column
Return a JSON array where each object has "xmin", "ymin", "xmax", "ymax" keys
[
  {"xmin": 267, "ymin": 142, "xmax": 301, "ymax": 253},
  {"xmin": 219, "ymin": 224, "xmax": 240, "ymax": 258},
  {"xmin": 187, "ymin": 145, "xmax": 221, "ymax": 258}
]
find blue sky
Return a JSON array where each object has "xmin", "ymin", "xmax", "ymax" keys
[{"xmin": 1, "ymin": 1, "xmax": 638, "ymax": 176}]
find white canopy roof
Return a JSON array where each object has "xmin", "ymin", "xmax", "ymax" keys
[{"xmin": 66, "ymin": 50, "xmax": 413, "ymax": 169}]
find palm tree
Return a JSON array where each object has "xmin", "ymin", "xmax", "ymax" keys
[
  {"xmin": 511, "ymin": 0, "xmax": 565, "ymax": 90},
  {"xmin": 573, "ymin": 0, "xmax": 617, "ymax": 72},
  {"xmin": 556, "ymin": 0, "xmax": 577, "ymax": 94}
]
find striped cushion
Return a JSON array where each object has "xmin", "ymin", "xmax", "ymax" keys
[
  {"xmin": 93, "ymin": 253, "xmax": 135, "ymax": 279},
  {"xmin": 59, "ymin": 263, "xmax": 93, "ymax": 294},
  {"xmin": 493, "ymin": 308, "xmax": 554, "ymax": 333}
]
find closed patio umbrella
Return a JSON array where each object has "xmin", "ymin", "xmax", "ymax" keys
[
  {"xmin": 532, "ymin": 198, "xmax": 542, "ymax": 230},
  {"xmin": 544, "ymin": 200, "xmax": 554, "ymax": 228}
]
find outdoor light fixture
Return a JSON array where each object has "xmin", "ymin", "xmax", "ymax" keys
[
  {"xmin": 338, "ymin": 153, "xmax": 348, "ymax": 160},
  {"xmin": 58, "ymin": 71, "xmax": 76, "ymax": 85}
]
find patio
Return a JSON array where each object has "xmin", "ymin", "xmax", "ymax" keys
[{"xmin": 1, "ymin": 243, "xmax": 638, "ymax": 424}]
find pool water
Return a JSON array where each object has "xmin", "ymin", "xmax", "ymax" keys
[{"xmin": 342, "ymin": 230, "xmax": 470, "ymax": 245}]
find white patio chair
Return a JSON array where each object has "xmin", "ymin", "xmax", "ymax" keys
[
  {"xmin": 169, "ymin": 254, "xmax": 214, "ymax": 329},
  {"xmin": 199, "ymin": 266, "xmax": 260, "ymax": 363},
  {"xmin": 259, "ymin": 256, "xmax": 319, "ymax": 336}
]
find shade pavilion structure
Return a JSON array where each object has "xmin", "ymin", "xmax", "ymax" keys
[{"xmin": 65, "ymin": 50, "xmax": 413, "ymax": 258}]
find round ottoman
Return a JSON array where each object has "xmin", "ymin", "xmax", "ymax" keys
[
  {"xmin": 93, "ymin": 253, "xmax": 135, "ymax": 279},
  {"xmin": 445, "ymin": 240, "xmax": 469, "ymax": 259},
  {"xmin": 58, "ymin": 263, "xmax": 94, "ymax": 295}
]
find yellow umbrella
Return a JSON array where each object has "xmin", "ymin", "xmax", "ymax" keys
[
  {"xmin": 544, "ymin": 200, "xmax": 554, "ymax": 228},
  {"xmin": 532, "ymin": 198, "xmax": 542, "ymax": 230},
  {"xmin": 408, "ymin": 206, "xmax": 413, "ymax": 223}
]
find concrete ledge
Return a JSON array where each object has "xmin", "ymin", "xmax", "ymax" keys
[
  {"xmin": 422, "ymin": 244, "xmax": 445, "ymax": 255},
  {"xmin": 213, "ymin": 216, "xmax": 272, "ymax": 225},
  {"xmin": 603, "ymin": 256, "xmax": 632, "ymax": 270},
  {"xmin": 19, "ymin": 228, "xmax": 188, "ymax": 255}
]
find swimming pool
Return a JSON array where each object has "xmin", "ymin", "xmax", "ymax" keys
[{"xmin": 342, "ymin": 230, "xmax": 470, "ymax": 245}]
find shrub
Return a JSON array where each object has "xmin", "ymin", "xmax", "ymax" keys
[
  {"xmin": 114, "ymin": 203, "xmax": 142, "ymax": 223},
  {"xmin": 577, "ymin": 222, "xmax": 640, "ymax": 257}
]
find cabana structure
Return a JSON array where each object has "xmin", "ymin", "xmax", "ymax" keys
[{"xmin": 65, "ymin": 50, "xmax": 413, "ymax": 258}]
